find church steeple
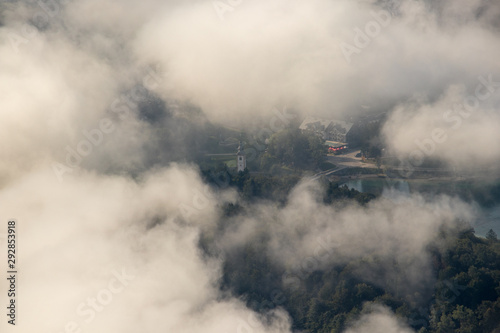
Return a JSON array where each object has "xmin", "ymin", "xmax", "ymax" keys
[{"xmin": 236, "ymin": 141, "xmax": 246, "ymax": 172}]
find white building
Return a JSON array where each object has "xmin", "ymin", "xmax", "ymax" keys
[{"xmin": 237, "ymin": 142, "xmax": 246, "ymax": 172}]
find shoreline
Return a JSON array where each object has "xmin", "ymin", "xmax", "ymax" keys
[{"xmin": 327, "ymin": 169, "xmax": 500, "ymax": 185}]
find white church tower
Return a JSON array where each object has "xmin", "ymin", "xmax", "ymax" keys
[{"xmin": 237, "ymin": 141, "xmax": 246, "ymax": 172}]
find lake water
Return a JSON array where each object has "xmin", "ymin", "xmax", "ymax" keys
[{"xmin": 344, "ymin": 178, "xmax": 500, "ymax": 237}]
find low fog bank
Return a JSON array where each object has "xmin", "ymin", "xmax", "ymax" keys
[
  {"xmin": 214, "ymin": 180, "xmax": 474, "ymax": 300},
  {"xmin": 0, "ymin": 165, "xmax": 292, "ymax": 333},
  {"xmin": 1, "ymin": 0, "xmax": 499, "ymax": 181},
  {"xmin": 0, "ymin": 165, "xmax": 476, "ymax": 332},
  {"xmin": 0, "ymin": 0, "xmax": 498, "ymax": 332}
]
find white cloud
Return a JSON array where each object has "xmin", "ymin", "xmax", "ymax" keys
[
  {"xmin": 0, "ymin": 1, "xmax": 497, "ymax": 331},
  {"xmin": 343, "ymin": 304, "xmax": 415, "ymax": 333},
  {"xmin": 0, "ymin": 166, "xmax": 290, "ymax": 333}
]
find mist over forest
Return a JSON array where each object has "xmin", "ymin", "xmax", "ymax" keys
[{"xmin": 0, "ymin": 0, "xmax": 499, "ymax": 332}]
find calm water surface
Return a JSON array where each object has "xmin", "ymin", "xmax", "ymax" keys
[{"xmin": 344, "ymin": 178, "xmax": 500, "ymax": 237}]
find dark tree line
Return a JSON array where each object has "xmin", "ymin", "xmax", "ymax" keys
[
  {"xmin": 198, "ymin": 170, "xmax": 500, "ymax": 332},
  {"xmin": 214, "ymin": 221, "xmax": 500, "ymax": 332},
  {"xmin": 260, "ymin": 128, "xmax": 327, "ymax": 171}
]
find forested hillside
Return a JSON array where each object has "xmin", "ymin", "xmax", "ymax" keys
[{"xmin": 201, "ymin": 172, "xmax": 500, "ymax": 333}]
